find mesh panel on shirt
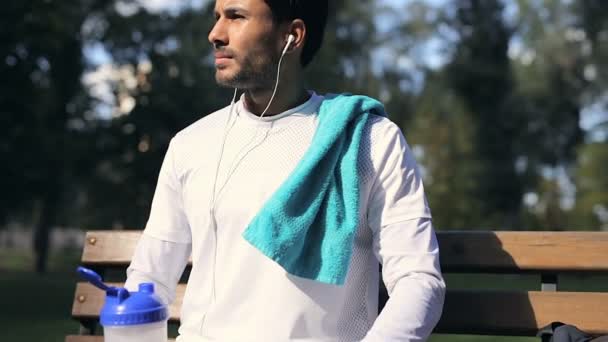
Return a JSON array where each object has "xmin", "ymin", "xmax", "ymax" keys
[{"xmin": 330, "ymin": 114, "xmax": 388, "ymax": 341}]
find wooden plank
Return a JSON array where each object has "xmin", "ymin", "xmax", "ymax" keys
[
  {"xmin": 74, "ymin": 282, "xmax": 608, "ymax": 336},
  {"xmin": 81, "ymin": 231, "xmax": 144, "ymax": 265},
  {"xmin": 65, "ymin": 336, "xmax": 102, "ymax": 342},
  {"xmin": 438, "ymin": 231, "xmax": 608, "ymax": 273},
  {"xmin": 82, "ymin": 230, "xmax": 608, "ymax": 273},
  {"xmin": 66, "ymin": 336, "xmax": 175, "ymax": 342},
  {"xmin": 436, "ymin": 290, "xmax": 608, "ymax": 335},
  {"xmin": 71, "ymin": 282, "xmax": 184, "ymax": 322},
  {"xmin": 81, "ymin": 231, "xmax": 194, "ymax": 266}
]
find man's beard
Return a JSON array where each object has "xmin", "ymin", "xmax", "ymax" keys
[{"xmin": 216, "ymin": 50, "xmax": 280, "ymax": 90}]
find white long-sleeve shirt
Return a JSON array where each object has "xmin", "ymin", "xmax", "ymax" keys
[{"xmin": 125, "ymin": 92, "xmax": 445, "ymax": 341}]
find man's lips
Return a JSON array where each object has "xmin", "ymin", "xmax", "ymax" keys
[{"xmin": 214, "ymin": 52, "xmax": 233, "ymax": 65}]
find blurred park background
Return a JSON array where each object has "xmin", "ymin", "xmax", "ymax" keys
[{"xmin": 1, "ymin": 0, "xmax": 607, "ymax": 341}]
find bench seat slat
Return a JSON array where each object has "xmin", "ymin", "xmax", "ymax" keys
[
  {"xmin": 73, "ymin": 282, "xmax": 608, "ymax": 336},
  {"xmin": 81, "ymin": 231, "xmax": 608, "ymax": 273},
  {"xmin": 438, "ymin": 290, "xmax": 608, "ymax": 335}
]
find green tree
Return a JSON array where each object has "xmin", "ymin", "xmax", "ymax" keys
[
  {"xmin": 577, "ymin": 0, "xmax": 608, "ymax": 97},
  {"xmin": 444, "ymin": 0, "xmax": 526, "ymax": 226},
  {"xmin": 306, "ymin": 0, "xmax": 385, "ymax": 98},
  {"xmin": 0, "ymin": 0, "xmax": 100, "ymax": 272},
  {"xmin": 79, "ymin": 2, "xmax": 229, "ymax": 228},
  {"xmin": 407, "ymin": 72, "xmax": 485, "ymax": 229},
  {"xmin": 512, "ymin": 0, "xmax": 607, "ymax": 229},
  {"xmin": 572, "ymin": 142, "xmax": 608, "ymax": 230}
]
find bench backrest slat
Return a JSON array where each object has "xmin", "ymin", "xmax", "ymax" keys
[
  {"xmin": 81, "ymin": 230, "xmax": 608, "ymax": 273},
  {"xmin": 82, "ymin": 231, "xmax": 148, "ymax": 266},
  {"xmin": 438, "ymin": 231, "xmax": 608, "ymax": 272}
]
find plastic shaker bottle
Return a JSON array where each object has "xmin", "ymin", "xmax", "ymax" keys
[{"xmin": 77, "ymin": 266, "xmax": 169, "ymax": 342}]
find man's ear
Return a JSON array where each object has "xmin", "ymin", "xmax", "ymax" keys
[{"xmin": 285, "ymin": 19, "xmax": 306, "ymax": 53}]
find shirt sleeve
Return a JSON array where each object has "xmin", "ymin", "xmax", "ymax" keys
[
  {"xmin": 364, "ymin": 218, "xmax": 445, "ymax": 341},
  {"xmin": 366, "ymin": 122, "xmax": 431, "ymax": 230},
  {"xmin": 364, "ymin": 121, "xmax": 445, "ymax": 341},
  {"xmin": 143, "ymin": 137, "xmax": 192, "ymax": 243},
  {"xmin": 125, "ymin": 234, "xmax": 191, "ymax": 305},
  {"xmin": 125, "ymin": 137, "xmax": 192, "ymax": 304}
]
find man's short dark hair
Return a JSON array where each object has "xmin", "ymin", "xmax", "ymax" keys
[{"xmin": 264, "ymin": 0, "xmax": 328, "ymax": 67}]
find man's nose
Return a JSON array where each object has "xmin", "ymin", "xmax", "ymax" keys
[{"xmin": 208, "ymin": 19, "xmax": 227, "ymax": 48}]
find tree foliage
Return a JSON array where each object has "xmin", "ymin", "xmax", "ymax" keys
[{"xmin": 3, "ymin": 0, "xmax": 608, "ymax": 272}]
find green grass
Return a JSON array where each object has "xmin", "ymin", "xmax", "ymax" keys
[{"xmin": 0, "ymin": 248, "xmax": 81, "ymax": 342}]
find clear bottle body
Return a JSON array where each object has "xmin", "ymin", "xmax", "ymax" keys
[{"xmin": 103, "ymin": 320, "xmax": 167, "ymax": 342}]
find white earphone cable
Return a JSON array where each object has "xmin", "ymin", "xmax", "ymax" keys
[
  {"xmin": 211, "ymin": 87, "xmax": 238, "ymax": 209},
  {"xmin": 259, "ymin": 36, "xmax": 292, "ymax": 120}
]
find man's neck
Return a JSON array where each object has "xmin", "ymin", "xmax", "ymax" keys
[{"xmin": 243, "ymin": 81, "xmax": 309, "ymax": 117}]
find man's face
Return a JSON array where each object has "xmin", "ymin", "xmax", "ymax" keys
[{"xmin": 209, "ymin": 0, "xmax": 282, "ymax": 89}]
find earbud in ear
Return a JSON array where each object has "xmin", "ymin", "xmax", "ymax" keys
[{"xmin": 282, "ymin": 34, "xmax": 296, "ymax": 55}]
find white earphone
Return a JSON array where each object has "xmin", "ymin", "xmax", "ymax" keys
[{"xmin": 282, "ymin": 34, "xmax": 295, "ymax": 56}]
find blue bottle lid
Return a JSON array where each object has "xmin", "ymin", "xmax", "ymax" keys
[
  {"xmin": 77, "ymin": 267, "xmax": 168, "ymax": 326},
  {"xmin": 100, "ymin": 282, "xmax": 168, "ymax": 326}
]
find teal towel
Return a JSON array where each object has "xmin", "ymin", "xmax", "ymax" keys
[{"xmin": 242, "ymin": 94, "xmax": 387, "ymax": 285}]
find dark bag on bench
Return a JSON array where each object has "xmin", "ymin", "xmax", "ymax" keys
[{"xmin": 538, "ymin": 322, "xmax": 608, "ymax": 342}]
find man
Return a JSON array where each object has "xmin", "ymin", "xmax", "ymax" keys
[{"xmin": 125, "ymin": 0, "xmax": 445, "ymax": 341}]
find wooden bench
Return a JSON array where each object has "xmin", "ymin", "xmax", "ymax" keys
[{"xmin": 67, "ymin": 230, "xmax": 608, "ymax": 342}]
